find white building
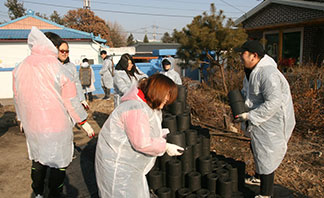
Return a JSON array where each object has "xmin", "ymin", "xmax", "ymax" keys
[{"xmin": 0, "ymin": 9, "xmax": 108, "ymax": 68}]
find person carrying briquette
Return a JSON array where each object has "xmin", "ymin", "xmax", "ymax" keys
[
  {"xmin": 57, "ymin": 40, "xmax": 89, "ymax": 109},
  {"xmin": 12, "ymin": 27, "xmax": 95, "ymax": 198},
  {"xmin": 95, "ymin": 73, "xmax": 184, "ymax": 198},
  {"xmin": 234, "ymin": 40, "xmax": 295, "ymax": 198},
  {"xmin": 160, "ymin": 56, "xmax": 182, "ymax": 85},
  {"xmin": 113, "ymin": 53, "xmax": 147, "ymax": 107},
  {"xmin": 99, "ymin": 50, "xmax": 114, "ymax": 100},
  {"xmin": 79, "ymin": 58, "xmax": 96, "ymax": 102}
]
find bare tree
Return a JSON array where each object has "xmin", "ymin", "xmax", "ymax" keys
[{"xmin": 106, "ymin": 21, "xmax": 127, "ymax": 47}]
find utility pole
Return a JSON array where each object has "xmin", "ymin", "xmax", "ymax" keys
[
  {"xmin": 84, "ymin": 0, "xmax": 90, "ymax": 9},
  {"xmin": 152, "ymin": 25, "xmax": 158, "ymax": 41}
]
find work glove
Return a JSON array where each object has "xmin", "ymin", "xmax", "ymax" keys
[
  {"xmin": 81, "ymin": 100, "xmax": 89, "ymax": 110},
  {"xmin": 234, "ymin": 112, "xmax": 249, "ymax": 122},
  {"xmin": 166, "ymin": 143, "xmax": 184, "ymax": 156},
  {"xmin": 81, "ymin": 122, "xmax": 95, "ymax": 138}
]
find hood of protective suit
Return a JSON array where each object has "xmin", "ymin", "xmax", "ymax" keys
[
  {"xmin": 161, "ymin": 57, "xmax": 176, "ymax": 71},
  {"xmin": 28, "ymin": 26, "xmax": 58, "ymax": 56},
  {"xmin": 81, "ymin": 62, "xmax": 90, "ymax": 68},
  {"xmin": 256, "ymin": 54, "xmax": 277, "ymax": 69}
]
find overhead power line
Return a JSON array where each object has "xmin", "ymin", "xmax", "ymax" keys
[
  {"xmin": 218, "ymin": 0, "xmax": 246, "ymax": 13},
  {"xmin": 88, "ymin": 0, "xmax": 244, "ymax": 14},
  {"xmin": 23, "ymin": 1, "xmax": 194, "ymax": 18},
  {"xmin": 82, "ymin": 0, "xmax": 207, "ymax": 12}
]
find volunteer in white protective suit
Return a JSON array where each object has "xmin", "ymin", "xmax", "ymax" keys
[
  {"xmin": 80, "ymin": 58, "xmax": 96, "ymax": 102},
  {"xmin": 235, "ymin": 40, "xmax": 295, "ymax": 198},
  {"xmin": 95, "ymin": 74, "xmax": 184, "ymax": 198},
  {"xmin": 57, "ymin": 40, "xmax": 89, "ymax": 109},
  {"xmin": 13, "ymin": 27, "xmax": 95, "ymax": 198},
  {"xmin": 100, "ymin": 50, "xmax": 114, "ymax": 100},
  {"xmin": 160, "ymin": 57, "xmax": 182, "ymax": 85},
  {"xmin": 113, "ymin": 53, "xmax": 147, "ymax": 107}
]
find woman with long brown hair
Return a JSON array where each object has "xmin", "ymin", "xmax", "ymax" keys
[{"xmin": 95, "ymin": 74, "xmax": 184, "ymax": 198}]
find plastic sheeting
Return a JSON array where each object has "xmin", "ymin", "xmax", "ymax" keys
[
  {"xmin": 160, "ymin": 57, "xmax": 182, "ymax": 85},
  {"xmin": 113, "ymin": 70, "xmax": 147, "ymax": 107},
  {"xmin": 241, "ymin": 55, "xmax": 295, "ymax": 174},
  {"xmin": 13, "ymin": 27, "xmax": 88, "ymax": 168},
  {"xmin": 95, "ymin": 86, "xmax": 167, "ymax": 198},
  {"xmin": 64, "ymin": 62, "xmax": 85, "ymax": 101},
  {"xmin": 100, "ymin": 58, "xmax": 114, "ymax": 89}
]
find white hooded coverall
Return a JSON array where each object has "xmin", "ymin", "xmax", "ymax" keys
[
  {"xmin": 13, "ymin": 27, "xmax": 88, "ymax": 168},
  {"xmin": 242, "ymin": 54, "xmax": 295, "ymax": 174},
  {"xmin": 160, "ymin": 57, "xmax": 182, "ymax": 85},
  {"xmin": 100, "ymin": 57, "xmax": 114, "ymax": 89},
  {"xmin": 95, "ymin": 85, "xmax": 167, "ymax": 198}
]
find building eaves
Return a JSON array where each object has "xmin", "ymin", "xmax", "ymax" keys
[{"xmin": 234, "ymin": 0, "xmax": 324, "ymax": 26}]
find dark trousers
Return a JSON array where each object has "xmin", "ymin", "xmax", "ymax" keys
[
  {"xmin": 31, "ymin": 161, "xmax": 66, "ymax": 197},
  {"xmin": 84, "ymin": 92, "xmax": 93, "ymax": 101},
  {"xmin": 260, "ymin": 172, "xmax": 274, "ymax": 196},
  {"xmin": 102, "ymin": 87, "xmax": 110, "ymax": 98},
  {"xmin": 250, "ymin": 143, "xmax": 274, "ymax": 196}
]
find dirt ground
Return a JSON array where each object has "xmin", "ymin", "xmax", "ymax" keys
[
  {"xmin": 184, "ymin": 79, "xmax": 324, "ymax": 198},
  {"xmin": 0, "ymin": 96, "xmax": 114, "ymax": 198},
  {"xmin": 1, "ymin": 85, "xmax": 323, "ymax": 197}
]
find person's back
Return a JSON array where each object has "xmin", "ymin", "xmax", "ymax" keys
[
  {"xmin": 13, "ymin": 27, "xmax": 87, "ymax": 167},
  {"xmin": 79, "ymin": 63, "xmax": 92, "ymax": 87}
]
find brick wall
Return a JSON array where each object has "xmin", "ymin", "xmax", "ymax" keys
[
  {"xmin": 243, "ymin": 4, "xmax": 324, "ymax": 29},
  {"xmin": 243, "ymin": 3, "xmax": 324, "ymax": 65},
  {"xmin": 303, "ymin": 25, "xmax": 324, "ymax": 64}
]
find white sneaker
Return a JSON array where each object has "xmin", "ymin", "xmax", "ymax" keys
[
  {"xmin": 255, "ymin": 195, "xmax": 271, "ymax": 198},
  {"xmin": 245, "ymin": 176, "xmax": 261, "ymax": 186},
  {"xmin": 35, "ymin": 195, "xmax": 44, "ymax": 198}
]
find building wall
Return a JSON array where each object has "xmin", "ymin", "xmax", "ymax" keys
[
  {"xmin": 243, "ymin": 4, "xmax": 324, "ymax": 29},
  {"xmin": 0, "ymin": 70, "xmax": 13, "ymax": 99},
  {"xmin": 303, "ymin": 25, "xmax": 324, "ymax": 64},
  {"xmin": 243, "ymin": 3, "xmax": 324, "ymax": 65},
  {"xmin": 0, "ymin": 41, "xmax": 103, "ymax": 68},
  {"xmin": 246, "ymin": 30, "xmax": 263, "ymax": 40},
  {"xmin": 0, "ymin": 42, "xmax": 30, "ymax": 68},
  {"xmin": 68, "ymin": 41, "xmax": 102, "ymax": 65}
]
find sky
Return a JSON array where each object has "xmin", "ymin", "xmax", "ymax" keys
[{"xmin": 0, "ymin": 0, "xmax": 263, "ymax": 41}]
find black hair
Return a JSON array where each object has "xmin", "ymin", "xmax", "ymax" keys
[
  {"xmin": 82, "ymin": 58, "xmax": 89, "ymax": 63},
  {"xmin": 100, "ymin": 50, "xmax": 107, "ymax": 55},
  {"xmin": 162, "ymin": 59, "xmax": 171, "ymax": 67},
  {"xmin": 44, "ymin": 32, "xmax": 62, "ymax": 48},
  {"xmin": 116, "ymin": 53, "xmax": 140, "ymax": 80},
  {"xmin": 57, "ymin": 40, "xmax": 70, "ymax": 64}
]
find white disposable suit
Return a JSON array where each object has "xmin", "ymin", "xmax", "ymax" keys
[
  {"xmin": 242, "ymin": 54, "xmax": 295, "ymax": 174},
  {"xmin": 13, "ymin": 27, "xmax": 88, "ymax": 168},
  {"xmin": 113, "ymin": 69, "xmax": 147, "ymax": 107},
  {"xmin": 160, "ymin": 57, "xmax": 182, "ymax": 85},
  {"xmin": 95, "ymin": 85, "xmax": 167, "ymax": 198}
]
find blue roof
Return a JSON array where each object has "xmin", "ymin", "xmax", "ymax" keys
[
  {"xmin": 0, "ymin": 29, "xmax": 105, "ymax": 43},
  {"xmin": 0, "ymin": 10, "xmax": 106, "ymax": 43}
]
